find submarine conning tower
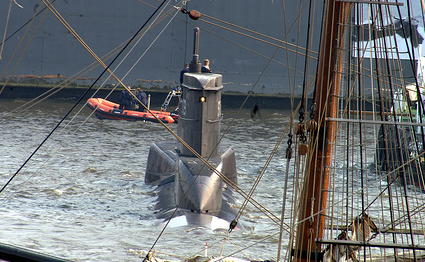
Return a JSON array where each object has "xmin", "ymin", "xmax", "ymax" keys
[
  {"xmin": 178, "ymin": 74, "xmax": 222, "ymax": 157},
  {"xmin": 177, "ymin": 29, "xmax": 223, "ymax": 157}
]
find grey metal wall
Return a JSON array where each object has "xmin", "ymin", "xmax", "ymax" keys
[{"xmin": 0, "ymin": 0, "xmax": 322, "ymax": 96}]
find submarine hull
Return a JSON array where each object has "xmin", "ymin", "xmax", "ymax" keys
[{"xmin": 145, "ymin": 142, "xmax": 240, "ymax": 230}]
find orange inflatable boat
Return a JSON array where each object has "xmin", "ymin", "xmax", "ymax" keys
[{"xmin": 86, "ymin": 98, "xmax": 177, "ymax": 124}]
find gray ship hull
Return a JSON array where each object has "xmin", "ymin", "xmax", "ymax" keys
[
  {"xmin": 0, "ymin": 0, "xmax": 323, "ymax": 96},
  {"xmin": 1, "ymin": 1, "xmax": 421, "ymax": 96}
]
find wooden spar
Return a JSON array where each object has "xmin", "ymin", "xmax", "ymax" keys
[{"xmin": 293, "ymin": 1, "xmax": 351, "ymax": 261}]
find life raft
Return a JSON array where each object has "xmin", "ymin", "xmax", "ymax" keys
[{"xmin": 86, "ymin": 98, "xmax": 177, "ymax": 124}]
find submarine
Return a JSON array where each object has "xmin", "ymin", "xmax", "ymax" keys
[{"xmin": 145, "ymin": 28, "xmax": 240, "ymax": 230}]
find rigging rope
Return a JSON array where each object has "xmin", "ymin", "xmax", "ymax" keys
[
  {"xmin": 179, "ymin": 7, "xmax": 316, "ymax": 234},
  {"xmin": 0, "ymin": 2, "xmax": 178, "ymax": 124},
  {"xmin": 0, "ymin": 0, "xmax": 13, "ymax": 60},
  {"xmin": 0, "ymin": 0, "xmax": 170, "ymax": 195},
  {"xmin": 144, "ymin": 5, "xmax": 319, "ymax": 255},
  {"xmin": 0, "ymin": 0, "xmax": 53, "ymax": 51},
  {"xmin": 40, "ymin": 0, "xmax": 131, "ymax": 90},
  {"xmin": 4, "ymin": 2, "xmax": 399, "ymax": 260},
  {"xmin": 198, "ymin": 4, "xmax": 319, "ymax": 58},
  {"xmin": 0, "ymin": 3, "xmax": 48, "ymax": 97},
  {"xmin": 277, "ymin": 132, "xmax": 293, "ymax": 261},
  {"xmin": 5, "ymin": 1, "xmax": 425, "ymax": 261},
  {"xmin": 142, "ymin": 1, "xmax": 310, "ymax": 75},
  {"xmin": 12, "ymin": 0, "xmax": 23, "ymax": 8},
  {"xmin": 198, "ymin": 15, "xmax": 317, "ymax": 61},
  {"xmin": 229, "ymin": 77, "xmax": 315, "ymax": 233},
  {"xmin": 294, "ymin": 148, "xmax": 425, "ymax": 237},
  {"xmin": 0, "ymin": 0, "xmax": 24, "ymax": 58},
  {"xmin": 39, "ymin": 0, "xmax": 173, "ymax": 129},
  {"xmin": 121, "ymin": 5, "xmax": 181, "ymax": 83},
  {"xmin": 0, "ymin": 3, "xmax": 286, "ymax": 241},
  {"xmin": 0, "ymin": 1, "xmax": 184, "ymax": 213}
]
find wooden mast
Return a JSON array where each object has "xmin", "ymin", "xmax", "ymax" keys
[{"xmin": 293, "ymin": 1, "xmax": 351, "ymax": 261}]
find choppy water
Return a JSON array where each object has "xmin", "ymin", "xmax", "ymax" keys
[{"xmin": 0, "ymin": 99, "xmax": 293, "ymax": 261}]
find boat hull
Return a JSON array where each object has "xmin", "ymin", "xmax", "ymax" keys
[
  {"xmin": 86, "ymin": 98, "xmax": 177, "ymax": 124},
  {"xmin": 145, "ymin": 142, "xmax": 241, "ymax": 230}
]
